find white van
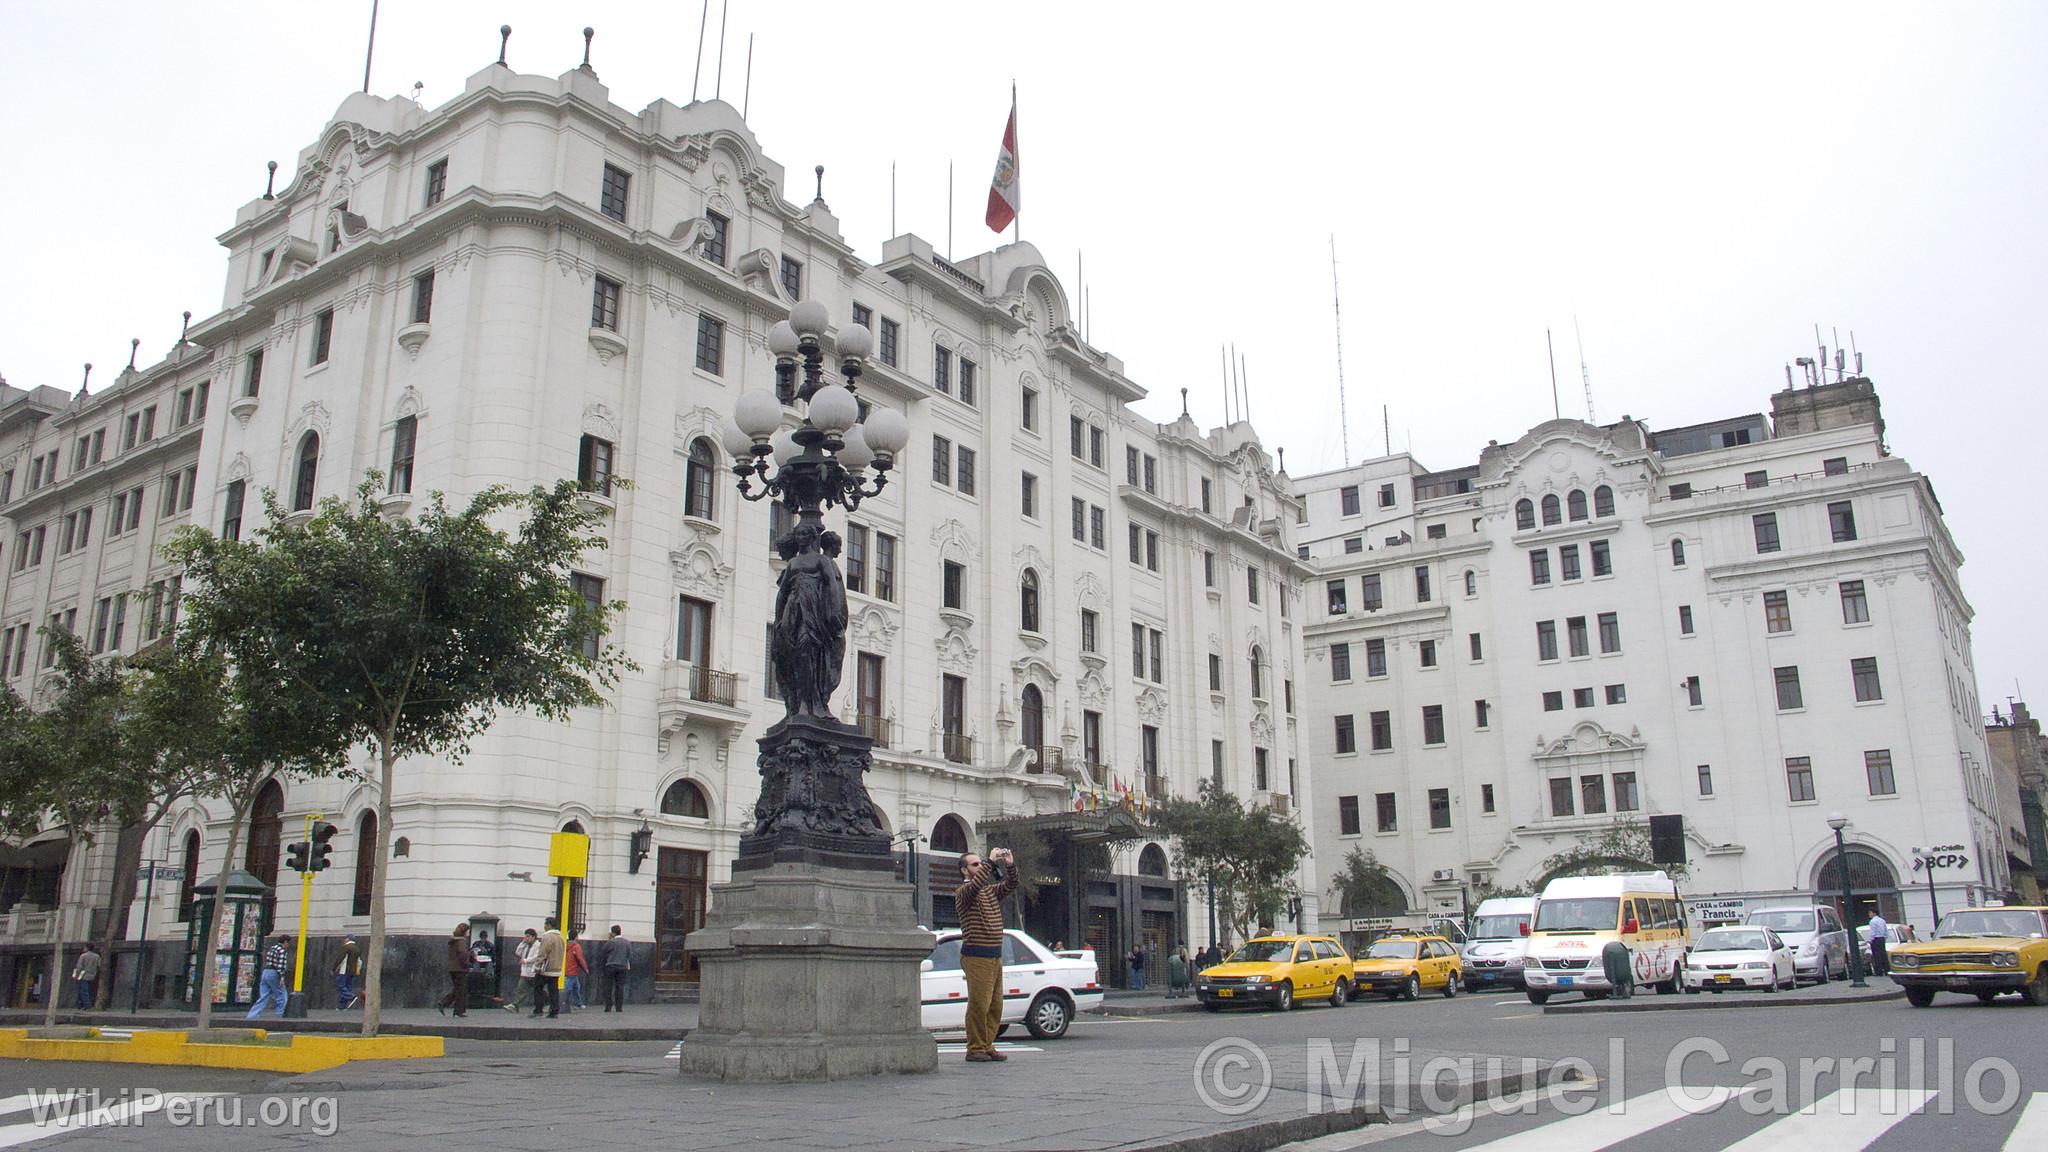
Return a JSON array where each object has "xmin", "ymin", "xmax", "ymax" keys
[
  {"xmin": 1461, "ymin": 897, "xmax": 1536, "ymax": 992},
  {"xmin": 1524, "ymin": 872, "xmax": 1690, "ymax": 1003}
]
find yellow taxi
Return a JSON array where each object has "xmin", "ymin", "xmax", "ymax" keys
[
  {"xmin": 1194, "ymin": 934, "xmax": 1355, "ymax": 1011},
  {"xmin": 1889, "ymin": 905, "xmax": 2048, "ymax": 1007},
  {"xmin": 1352, "ymin": 932, "xmax": 1463, "ymax": 1000}
]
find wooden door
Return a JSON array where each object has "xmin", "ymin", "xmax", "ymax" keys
[{"xmin": 656, "ymin": 848, "xmax": 707, "ymax": 983}]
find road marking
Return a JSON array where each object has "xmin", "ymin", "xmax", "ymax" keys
[
  {"xmin": 1494, "ymin": 1013, "xmax": 1542, "ymax": 1020},
  {"xmin": 1720, "ymin": 1088, "xmax": 1936, "ymax": 1151},
  {"xmin": 0, "ymin": 1097, "xmax": 69, "ymax": 1121},
  {"xmin": 2006, "ymin": 1094, "xmax": 2048, "ymax": 1151},
  {"xmin": 0, "ymin": 1093, "xmax": 225, "ymax": 1149},
  {"xmin": 1455, "ymin": 1085, "xmax": 1758, "ymax": 1151},
  {"xmin": 1292, "ymin": 1079, "xmax": 1601, "ymax": 1150}
]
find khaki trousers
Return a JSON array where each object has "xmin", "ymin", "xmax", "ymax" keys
[{"xmin": 961, "ymin": 955, "xmax": 1004, "ymax": 1053}]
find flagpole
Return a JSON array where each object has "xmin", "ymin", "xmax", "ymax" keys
[
  {"xmin": 947, "ymin": 160, "xmax": 954, "ymax": 261},
  {"xmin": 1011, "ymin": 81, "xmax": 1020, "ymax": 243},
  {"xmin": 362, "ymin": 0, "xmax": 378, "ymax": 93}
]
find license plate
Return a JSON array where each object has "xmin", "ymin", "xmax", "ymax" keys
[
  {"xmin": 1946, "ymin": 978, "xmax": 1970, "ymax": 989},
  {"xmin": 1217, "ymin": 989, "xmax": 1234, "ymax": 998},
  {"xmin": 1715, "ymin": 975, "xmax": 1733, "ymax": 983},
  {"xmin": 1558, "ymin": 977, "xmax": 1573, "ymax": 987}
]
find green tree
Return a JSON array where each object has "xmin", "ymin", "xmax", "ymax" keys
[
  {"xmin": 1325, "ymin": 847, "xmax": 1408, "ymax": 919},
  {"xmin": 165, "ymin": 479, "xmax": 630, "ymax": 1035},
  {"xmin": 1148, "ymin": 780, "xmax": 1309, "ymax": 945},
  {"xmin": 1535, "ymin": 819, "xmax": 1687, "ymax": 886}
]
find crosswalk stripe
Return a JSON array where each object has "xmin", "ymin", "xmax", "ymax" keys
[
  {"xmin": 0, "ymin": 1097, "xmax": 71, "ymax": 1122},
  {"xmin": 2006, "ymin": 1093, "xmax": 2048, "ymax": 1151},
  {"xmin": 0, "ymin": 1095, "xmax": 206, "ymax": 1150},
  {"xmin": 1458, "ymin": 1086, "xmax": 1755, "ymax": 1152},
  {"xmin": 1721, "ymin": 1088, "xmax": 1935, "ymax": 1151}
]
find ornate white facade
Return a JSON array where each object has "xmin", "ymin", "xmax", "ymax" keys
[{"xmin": 1299, "ymin": 380, "xmax": 2004, "ymax": 935}]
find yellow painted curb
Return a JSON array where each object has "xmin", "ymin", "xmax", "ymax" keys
[{"xmin": 0, "ymin": 1028, "xmax": 442, "ymax": 1073}]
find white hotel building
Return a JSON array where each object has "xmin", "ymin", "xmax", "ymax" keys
[
  {"xmin": 1298, "ymin": 378, "xmax": 2006, "ymax": 937},
  {"xmin": 1, "ymin": 60, "xmax": 1315, "ymax": 1005}
]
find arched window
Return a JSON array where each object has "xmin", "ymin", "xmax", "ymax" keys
[
  {"xmin": 1593, "ymin": 485, "xmax": 1615, "ymax": 518},
  {"xmin": 1670, "ymin": 538, "xmax": 1686, "ymax": 567},
  {"xmin": 684, "ymin": 437, "xmax": 717, "ymax": 520},
  {"xmin": 292, "ymin": 432, "xmax": 320, "ymax": 511},
  {"xmin": 177, "ymin": 830, "xmax": 201, "ymax": 921},
  {"xmin": 930, "ymin": 814, "xmax": 970, "ymax": 855},
  {"xmin": 245, "ymin": 780, "xmax": 284, "ymax": 887},
  {"xmin": 1019, "ymin": 569, "xmax": 1040, "ymax": 633},
  {"xmin": 1815, "ymin": 847, "xmax": 1902, "ymax": 924},
  {"xmin": 1567, "ymin": 490, "xmax": 1588, "ymax": 521},
  {"xmin": 351, "ymin": 810, "xmax": 378, "ymax": 917},
  {"xmin": 1139, "ymin": 843, "xmax": 1168, "ymax": 877},
  {"xmin": 1540, "ymin": 494, "xmax": 1561, "ymax": 526},
  {"xmin": 1249, "ymin": 646, "xmax": 1265, "ymax": 701},
  {"xmin": 1020, "ymin": 685, "xmax": 1045, "ymax": 753},
  {"xmin": 1464, "ymin": 570, "xmax": 1477, "ymax": 597},
  {"xmin": 661, "ymin": 779, "xmax": 709, "ymax": 818},
  {"xmin": 1515, "ymin": 499, "xmax": 1535, "ymax": 531},
  {"xmin": 557, "ymin": 820, "xmax": 587, "ymax": 932}
]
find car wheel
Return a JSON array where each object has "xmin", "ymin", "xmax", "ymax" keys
[
  {"xmin": 1765, "ymin": 972, "xmax": 1781, "ymax": 993},
  {"xmin": 1329, "ymin": 978, "xmax": 1349, "ymax": 1008},
  {"xmin": 1442, "ymin": 973, "xmax": 1458, "ymax": 998},
  {"xmin": 1813, "ymin": 961, "xmax": 1827, "ymax": 986},
  {"xmin": 1462, "ymin": 978, "xmax": 1478, "ymax": 994},
  {"xmin": 1025, "ymin": 992, "xmax": 1071, "ymax": 1039},
  {"xmin": 1202, "ymin": 1001, "xmax": 1223, "ymax": 1012},
  {"xmin": 1904, "ymin": 987, "xmax": 1935, "ymax": 1008},
  {"xmin": 2022, "ymin": 967, "xmax": 2048, "ymax": 1007},
  {"xmin": 1403, "ymin": 973, "xmax": 1421, "ymax": 1001},
  {"xmin": 1526, "ymin": 990, "xmax": 1550, "ymax": 1005},
  {"xmin": 1274, "ymin": 982, "xmax": 1294, "ymax": 1012},
  {"xmin": 1683, "ymin": 981, "xmax": 1700, "ymax": 994}
]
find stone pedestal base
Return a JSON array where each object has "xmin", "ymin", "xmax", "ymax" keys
[{"xmin": 677, "ymin": 861, "xmax": 936, "ymax": 1081}]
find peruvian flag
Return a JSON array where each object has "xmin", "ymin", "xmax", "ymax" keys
[{"xmin": 985, "ymin": 89, "xmax": 1019, "ymax": 233}]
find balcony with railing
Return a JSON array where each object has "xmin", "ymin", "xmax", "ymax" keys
[
  {"xmin": 859, "ymin": 713, "xmax": 893, "ymax": 749},
  {"xmin": 1145, "ymin": 774, "xmax": 1168, "ymax": 801},
  {"xmin": 657, "ymin": 660, "xmax": 750, "ymax": 734},
  {"xmin": 1082, "ymin": 760, "xmax": 1109, "ymax": 786},
  {"xmin": 942, "ymin": 731, "xmax": 975, "ymax": 765},
  {"xmin": 1027, "ymin": 745, "xmax": 1063, "ymax": 775}
]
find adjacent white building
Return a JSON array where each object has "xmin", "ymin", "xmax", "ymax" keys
[
  {"xmin": 1298, "ymin": 378, "xmax": 2005, "ymax": 937},
  {"xmin": 2, "ymin": 60, "xmax": 1314, "ymax": 1005}
]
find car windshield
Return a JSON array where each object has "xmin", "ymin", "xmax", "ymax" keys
[
  {"xmin": 1471, "ymin": 915, "xmax": 1529, "ymax": 939},
  {"xmin": 1935, "ymin": 910, "xmax": 2048, "ymax": 939},
  {"xmin": 1227, "ymin": 940, "xmax": 1297, "ymax": 964},
  {"xmin": 1696, "ymin": 930, "xmax": 1770, "ymax": 952},
  {"xmin": 1534, "ymin": 898, "xmax": 1619, "ymax": 932},
  {"xmin": 1366, "ymin": 941, "xmax": 1420, "ymax": 959},
  {"xmin": 1748, "ymin": 911, "xmax": 1816, "ymax": 933}
]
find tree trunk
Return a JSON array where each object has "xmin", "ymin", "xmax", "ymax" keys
[
  {"xmin": 361, "ymin": 737, "xmax": 395, "ymax": 1037},
  {"xmin": 193, "ymin": 798, "xmax": 251, "ymax": 1035},
  {"xmin": 94, "ymin": 820, "xmax": 158, "ymax": 1010},
  {"xmin": 43, "ymin": 837, "xmax": 83, "ymax": 1028}
]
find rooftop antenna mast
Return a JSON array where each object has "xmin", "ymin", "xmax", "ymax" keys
[
  {"xmin": 1220, "ymin": 344, "xmax": 1232, "ymax": 424},
  {"xmin": 1850, "ymin": 330, "xmax": 1862, "ymax": 376},
  {"xmin": 1574, "ymin": 314, "xmax": 1594, "ymax": 423},
  {"xmin": 1383, "ymin": 404, "xmax": 1390, "ymax": 456},
  {"xmin": 1546, "ymin": 328, "xmax": 1561, "ymax": 420},
  {"xmin": 690, "ymin": 0, "xmax": 709, "ymax": 102},
  {"xmin": 1331, "ymin": 235, "xmax": 1350, "ymax": 467},
  {"xmin": 741, "ymin": 33, "xmax": 754, "ymax": 119},
  {"xmin": 713, "ymin": 0, "xmax": 729, "ymax": 99},
  {"xmin": 362, "ymin": 0, "xmax": 379, "ymax": 93}
]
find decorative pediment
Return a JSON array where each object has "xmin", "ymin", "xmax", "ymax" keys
[
  {"xmin": 935, "ymin": 625, "xmax": 977, "ymax": 673},
  {"xmin": 224, "ymin": 452, "xmax": 251, "ymax": 483},
  {"xmin": 1249, "ymin": 708, "xmax": 1275, "ymax": 745},
  {"xmin": 1134, "ymin": 687, "xmax": 1167, "ymax": 724},
  {"xmin": 1533, "ymin": 721, "xmax": 1648, "ymax": 764},
  {"xmin": 1013, "ymin": 543, "xmax": 1049, "ymax": 575},
  {"xmin": 582, "ymin": 402, "xmax": 619, "ymax": 441},
  {"xmin": 286, "ymin": 400, "xmax": 331, "ymax": 444},
  {"xmin": 1011, "ymin": 654, "xmax": 1059, "ymax": 689},
  {"xmin": 1077, "ymin": 668, "xmax": 1108, "ymax": 708},
  {"xmin": 669, "ymin": 544, "xmax": 731, "ymax": 599},
  {"xmin": 930, "ymin": 518, "xmax": 977, "ymax": 564},
  {"xmin": 393, "ymin": 386, "xmax": 426, "ymax": 421},
  {"xmin": 850, "ymin": 605, "xmax": 900, "ymax": 650},
  {"xmin": 676, "ymin": 405, "xmax": 726, "ymax": 447},
  {"xmin": 1073, "ymin": 571, "xmax": 1105, "ymax": 608}
]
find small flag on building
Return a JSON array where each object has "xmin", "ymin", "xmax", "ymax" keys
[{"xmin": 985, "ymin": 86, "xmax": 1019, "ymax": 234}]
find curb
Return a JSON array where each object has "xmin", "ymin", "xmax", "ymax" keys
[
  {"xmin": 1092, "ymin": 1000, "xmax": 1203, "ymax": 1018},
  {"xmin": 0, "ymin": 1012, "xmax": 684, "ymax": 1044},
  {"xmin": 1542, "ymin": 987, "xmax": 1904, "ymax": 1014}
]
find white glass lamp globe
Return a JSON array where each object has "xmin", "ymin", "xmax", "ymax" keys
[
  {"xmin": 861, "ymin": 407, "xmax": 910, "ymax": 455},
  {"xmin": 836, "ymin": 424, "xmax": 875, "ymax": 473},
  {"xmin": 769, "ymin": 428, "xmax": 799, "ymax": 466},
  {"xmin": 767, "ymin": 320, "xmax": 801, "ymax": 359},
  {"xmin": 807, "ymin": 385, "xmax": 858, "ymax": 435},
  {"xmin": 836, "ymin": 323, "xmax": 873, "ymax": 362},
  {"xmin": 720, "ymin": 418, "xmax": 755, "ymax": 459},
  {"xmin": 789, "ymin": 299, "xmax": 831, "ymax": 339},
  {"xmin": 734, "ymin": 389, "xmax": 783, "ymax": 439}
]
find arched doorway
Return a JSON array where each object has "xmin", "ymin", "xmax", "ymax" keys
[
  {"xmin": 1138, "ymin": 843, "xmax": 1168, "ymax": 877},
  {"xmin": 1814, "ymin": 847, "xmax": 1902, "ymax": 926},
  {"xmin": 245, "ymin": 780, "xmax": 284, "ymax": 928},
  {"xmin": 1020, "ymin": 685, "xmax": 1045, "ymax": 767},
  {"xmin": 557, "ymin": 820, "xmax": 587, "ymax": 935}
]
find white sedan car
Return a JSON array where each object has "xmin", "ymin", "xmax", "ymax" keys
[
  {"xmin": 921, "ymin": 928, "xmax": 1103, "ymax": 1039},
  {"xmin": 1683, "ymin": 926, "xmax": 1798, "ymax": 993}
]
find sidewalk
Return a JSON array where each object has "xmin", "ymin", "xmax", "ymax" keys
[
  {"xmin": 0, "ymin": 1002, "xmax": 694, "ymax": 1042},
  {"xmin": 1542, "ymin": 976, "xmax": 1904, "ymax": 1014},
  {"xmin": 1095, "ymin": 988, "xmax": 1205, "ymax": 1017}
]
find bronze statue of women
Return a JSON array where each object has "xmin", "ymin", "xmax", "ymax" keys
[{"xmin": 770, "ymin": 521, "xmax": 848, "ymax": 718}]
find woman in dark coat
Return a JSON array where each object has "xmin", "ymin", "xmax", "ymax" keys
[{"xmin": 438, "ymin": 923, "xmax": 472, "ymax": 1017}]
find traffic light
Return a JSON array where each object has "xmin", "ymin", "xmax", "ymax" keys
[
  {"xmin": 310, "ymin": 821, "xmax": 339, "ymax": 872},
  {"xmin": 285, "ymin": 840, "xmax": 310, "ymax": 873}
]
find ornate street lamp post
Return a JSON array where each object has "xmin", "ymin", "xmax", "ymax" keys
[
  {"xmin": 679, "ymin": 301, "xmax": 932, "ymax": 1081},
  {"xmin": 1828, "ymin": 812, "xmax": 1869, "ymax": 988}
]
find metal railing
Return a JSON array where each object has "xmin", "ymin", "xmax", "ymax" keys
[
  {"xmin": 859, "ymin": 713, "xmax": 893, "ymax": 748},
  {"xmin": 942, "ymin": 732, "xmax": 974, "ymax": 764},
  {"xmin": 1145, "ymin": 774, "xmax": 1168, "ymax": 800},
  {"xmin": 1028, "ymin": 745, "xmax": 1062, "ymax": 774},
  {"xmin": 686, "ymin": 666, "xmax": 738, "ymax": 707}
]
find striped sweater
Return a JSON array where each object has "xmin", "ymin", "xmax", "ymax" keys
[{"xmin": 954, "ymin": 865, "xmax": 1019, "ymax": 958}]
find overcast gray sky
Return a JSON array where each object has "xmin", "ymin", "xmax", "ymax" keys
[{"xmin": 3, "ymin": 1, "xmax": 2042, "ymax": 711}]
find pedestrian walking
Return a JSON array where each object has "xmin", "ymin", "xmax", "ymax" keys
[
  {"xmin": 534, "ymin": 917, "xmax": 565, "ymax": 1018},
  {"xmin": 601, "ymin": 925, "xmax": 631, "ymax": 1012},
  {"xmin": 1128, "ymin": 943, "xmax": 1148, "ymax": 991},
  {"xmin": 1166, "ymin": 944, "xmax": 1189, "ymax": 999},
  {"xmin": 1866, "ymin": 911, "xmax": 1891, "ymax": 976},
  {"xmin": 245, "ymin": 933, "xmax": 291, "ymax": 1020},
  {"xmin": 503, "ymin": 928, "xmax": 540, "ymax": 1012},
  {"xmin": 565, "ymin": 929, "xmax": 589, "ymax": 1011},
  {"xmin": 955, "ymin": 846, "xmax": 1017, "ymax": 1063},
  {"xmin": 438, "ymin": 923, "xmax": 471, "ymax": 1016},
  {"xmin": 72, "ymin": 945, "xmax": 102, "ymax": 1010},
  {"xmin": 335, "ymin": 936, "xmax": 363, "ymax": 1009}
]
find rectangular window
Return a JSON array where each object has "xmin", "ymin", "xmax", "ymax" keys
[
  {"xmin": 1131, "ymin": 623, "xmax": 1146, "ymax": 680},
  {"xmin": 1128, "ymin": 523, "xmax": 1142, "ymax": 565},
  {"xmin": 780, "ymin": 255, "xmax": 803, "ymax": 300},
  {"xmin": 1366, "ymin": 638, "xmax": 1387, "ymax": 677},
  {"xmin": 161, "ymin": 472, "xmax": 183, "ymax": 517},
  {"xmin": 1558, "ymin": 545, "xmax": 1580, "ymax": 581},
  {"xmin": 1144, "ymin": 531, "xmax": 1159, "ymax": 572},
  {"xmin": 856, "ymin": 653, "xmax": 884, "ymax": 733},
  {"xmin": 1482, "ymin": 783, "xmax": 1496, "ymax": 813},
  {"xmin": 1475, "ymin": 699, "xmax": 1491, "ymax": 728},
  {"xmin": 311, "ymin": 308, "xmax": 334, "ymax": 364},
  {"xmin": 591, "ymin": 276, "xmax": 622, "ymax": 330},
  {"xmin": 1090, "ymin": 506, "xmax": 1105, "ymax": 549},
  {"xmin": 1414, "ymin": 565, "xmax": 1432, "ymax": 602},
  {"xmin": 844, "ymin": 524, "xmax": 868, "ymax": 593},
  {"xmin": 941, "ymin": 675, "xmax": 967, "ymax": 756},
  {"xmin": 1021, "ymin": 384, "xmax": 1037, "ymax": 430},
  {"xmin": 1550, "ymin": 777, "xmax": 1575, "ymax": 816},
  {"xmin": 1344, "ymin": 537, "xmax": 1363, "ymax": 554},
  {"xmin": 1679, "ymin": 604, "xmax": 1694, "ymax": 635},
  {"xmin": 1340, "ymin": 486, "xmax": 1360, "ymax": 516},
  {"xmin": 1428, "ymin": 788, "xmax": 1451, "ymax": 829},
  {"xmin": 1246, "ymin": 566, "xmax": 1259, "ymax": 603},
  {"xmin": 1567, "ymin": 616, "xmax": 1589, "ymax": 658},
  {"xmin": 1084, "ymin": 711, "xmax": 1103, "ymax": 768},
  {"xmin": 1698, "ymin": 765, "xmax": 1714, "ymax": 796},
  {"xmin": 1590, "ymin": 539, "xmax": 1612, "ymax": 577},
  {"xmin": 1376, "ymin": 793, "xmax": 1398, "ymax": 833},
  {"xmin": 1613, "ymin": 771, "xmax": 1640, "ymax": 812},
  {"xmin": 874, "ymin": 533, "xmax": 896, "ymax": 602},
  {"xmin": 932, "ymin": 435, "xmax": 952, "ymax": 485},
  {"xmin": 1573, "ymin": 687, "xmax": 1596, "ymax": 708},
  {"xmin": 1208, "ymin": 653, "xmax": 1223, "ymax": 693},
  {"xmin": 695, "ymin": 314, "xmax": 724, "ymax": 373},
  {"xmin": 934, "ymin": 346, "xmax": 953, "ymax": 395},
  {"xmin": 878, "ymin": 317, "xmax": 899, "ymax": 366},
  {"xmin": 942, "ymin": 561, "xmax": 964, "ymax": 610},
  {"xmin": 1823, "ymin": 456, "xmax": 1849, "ymax": 476},
  {"xmin": 1537, "ymin": 620, "xmax": 1558, "ymax": 661},
  {"xmin": 1785, "ymin": 757, "xmax": 1816, "ymax": 802},
  {"xmin": 956, "ymin": 446, "xmax": 976, "ymax": 496},
  {"xmin": 244, "ymin": 348, "xmax": 264, "ymax": 398},
  {"xmin": 959, "ymin": 357, "xmax": 977, "ymax": 406},
  {"xmin": 1362, "ymin": 573, "xmax": 1382, "ymax": 610},
  {"xmin": 1419, "ymin": 639, "xmax": 1437, "ymax": 668},
  {"xmin": 703, "ymin": 210, "xmax": 728, "ymax": 265},
  {"xmin": 1529, "ymin": 549, "xmax": 1551, "ymax": 585},
  {"xmin": 1330, "ymin": 642, "xmax": 1351, "ymax": 681},
  {"xmin": 90, "ymin": 597, "xmax": 112, "ymax": 655},
  {"xmin": 1370, "ymin": 710, "xmax": 1392, "ymax": 751},
  {"xmin": 1071, "ymin": 497, "xmax": 1086, "ymax": 541},
  {"xmin": 1325, "ymin": 579, "xmax": 1346, "ymax": 614},
  {"xmin": 1828, "ymin": 501, "xmax": 1858, "ymax": 542},
  {"xmin": 141, "ymin": 407, "xmax": 156, "ymax": 442},
  {"xmin": 424, "ymin": 158, "xmax": 448, "ymax": 206},
  {"xmin": 1203, "ymin": 551, "xmax": 1218, "ymax": 588},
  {"xmin": 1597, "ymin": 612, "xmax": 1621, "ymax": 653},
  {"xmin": 852, "ymin": 302, "xmax": 872, "ymax": 330},
  {"xmin": 411, "ymin": 269, "xmax": 435, "ymax": 324},
  {"xmin": 1334, "ymin": 714, "xmax": 1356, "ymax": 755},
  {"xmin": 1125, "ymin": 446, "xmax": 1140, "ymax": 486},
  {"xmin": 1426, "ymin": 523, "xmax": 1447, "ymax": 540},
  {"xmin": 1745, "ymin": 469, "xmax": 1769, "ymax": 489},
  {"xmin": 1543, "ymin": 690, "xmax": 1563, "ymax": 712},
  {"xmin": 1379, "ymin": 483, "xmax": 1396, "ymax": 508},
  {"xmin": 1840, "ymin": 580, "xmax": 1869, "ymax": 624},
  {"xmin": 1142, "ymin": 455, "xmax": 1156, "ymax": 494},
  {"xmin": 1469, "ymin": 632, "xmax": 1483, "ymax": 661},
  {"xmin": 1581, "ymin": 775, "xmax": 1607, "ymax": 815},
  {"xmin": 1851, "ymin": 657, "xmax": 1883, "ymax": 702},
  {"xmin": 1422, "ymin": 705, "xmax": 1445, "ymax": 746},
  {"xmin": 1339, "ymin": 795, "xmax": 1360, "ymax": 836},
  {"xmin": 599, "ymin": 164, "xmax": 630, "ymax": 220},
  {"xmin": 1764, "ymin": 590, "xmax": 1792, "ymax": 633},
  {"xmin": 570, "ymin": 573, "xmax": 605, "ymax": 660},
  {"xmin": 1774, "ymin": 665, "xmax": 1804, "ymax": 711},
  {"xmin": 1684, "ymin": 676, "xmax": 1703, "ymax": 707},
  {"xmin": 1865, "ymin": 749, "xmax": 1896, "ymax": 796},
  {"xmin": 577, "ymin": 435, "xmax": 614, "ymax": 496},
  {"xmin": 1753, "ymin": 512, "xmax": 1781, "ymax": 553},
  {"xmin": 1080, "ymin": 608, "xmax": 1098, "ymax": 653},
  {"xmin": 1069, "ymin": 415, "xmax": 1085, "ymax": 458},
  {"xmin": 1148, "ymin": 629, "xmax": 1163, "ymax": 683},
  {"xmin": 388, "ymin": 415, "xmax": 417, "ymax": 495},
  {"xmin": 1020, "ymin": 472, "xmax": 1037, "ymax": 518},
  {"xmin": 1254, "ymin": 748, "xmax": 1270, "ymax": 791},
  {"xmin": 1200, "ymin": 478, "xmax": 1213, "ymax": 513},
  {"xmin": 1604, "ymin": 683, "xmax": 1627, "ymax": 705}
]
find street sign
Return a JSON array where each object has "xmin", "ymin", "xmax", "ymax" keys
[
  {"xmin": 137, "ymin": 865, "xmax": 186, "ymax": 883},
  {"xmin": 1911, "ymin": 854, "xmax": 1967, "ymax": 871},
  {"xmin": 549, "ymin": 831, "xmax": 591, "ymax": 879}
]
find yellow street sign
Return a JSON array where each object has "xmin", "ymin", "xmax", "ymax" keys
[{"xmin": 549, "ymin": 832, "xmax": 590, "ymax": 879}]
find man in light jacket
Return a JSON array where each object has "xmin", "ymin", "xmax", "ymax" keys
[{"xmin": 535, "ymin": 917, "xmax": 566, "ymax": 1019}]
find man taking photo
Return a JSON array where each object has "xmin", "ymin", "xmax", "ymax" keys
[{"xmin": 955, "ymin": 846, "xmax": 1017, "ymax": 1063}]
